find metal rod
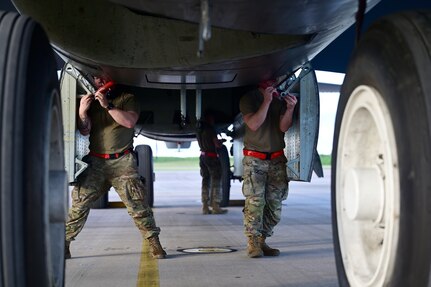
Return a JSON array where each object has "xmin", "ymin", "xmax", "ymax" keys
[
  {"xmin": 197, "ymin": 0, "xmax": 211, "ymax": 57},
  {"xmin": 180, "ymin": 83, "xmax": 187, "ymax": 128},
  {"xmin": 195, "ymin": 87, "xmax": 202, "ymax": 121}
]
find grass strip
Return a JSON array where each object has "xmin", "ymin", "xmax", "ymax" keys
[{"xmin": 154, "ymin": 155, "xmax": 332, "ymax": 171}]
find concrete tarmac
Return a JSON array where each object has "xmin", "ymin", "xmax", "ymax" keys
[{"xmin": 65, "ymin": 168, "xmax": 338, "ymax": 287}]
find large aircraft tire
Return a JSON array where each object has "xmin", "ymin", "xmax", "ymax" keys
[
  {"xmin": 89, "ymin": 192, "xmax": 109, "ymax": 209},
  {"xmin": 218, "ymin": 145, "xmax": 231, "ymax": 207},
  {"xmin": 0, "ymin": 11, "xmax": 67, "ymax": 287},
  {"xmin": 135, "ymin": 145, "xmax": 155, "ymax": 207},
  {"xmin": 332, "ymin": 11, "xmax": 431, "ymax": 287}
]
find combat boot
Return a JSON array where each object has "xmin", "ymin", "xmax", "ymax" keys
[
  {"xmin": 247, "ymin": 236, "xmax": 263, "ymax": 258},
  {"xmin": 258, "ymin": 236, "xmax": 280, "ymax": 256},
  {"xmin": 211, "ymin": 203, "xmax": 228, "ymax": 214},
  {"xmin": 202, "ymin": 203, "xmax": 211, "ymax": 214},
  {"xmin": 65, "ymin": 241, "xmax": 71, "ymax": 259},
  {"xmin": 147, "ymin": 236, "xmax": 167, "ymax": 259}
]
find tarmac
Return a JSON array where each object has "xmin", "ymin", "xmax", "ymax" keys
[{"xmin": 65, "ymin": 168, "xmax": 338, "ymax": 287}]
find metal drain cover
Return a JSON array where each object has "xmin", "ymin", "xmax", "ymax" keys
[{"xmin": 178, "ymin": 247, "xmax": 236, "ymax": 254}]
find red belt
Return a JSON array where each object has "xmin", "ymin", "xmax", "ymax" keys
[
  {"xmin": 89, "ymin": 148, "xmax": 133, "ymax": 159},
  {"xmin": 201, "ymin": 151, "xmax": 218, "ymax": 158},
  {"xmin": 243, "ymin": 149, "xmax": 284, "ymax": 160}
]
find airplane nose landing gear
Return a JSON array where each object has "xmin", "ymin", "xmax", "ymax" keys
[
  {"xmin": 332, "ymin": 11, "xmax": 431, "ymax": 287},
  {"xmin": 0, "ymin": 10, "xmax": 66, "ymax": 287},
  {"xmin": 334, "ymin": 85, "xmax": 398, "ymax": 287}
]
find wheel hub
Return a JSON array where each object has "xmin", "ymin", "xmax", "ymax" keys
[
  {"xmin": 343, "ymin": 167, "xmax": 384, "ymax": 222},
  {"xmin": 336, "ymin": 85, "xmax": 400, "ymax": 287}
]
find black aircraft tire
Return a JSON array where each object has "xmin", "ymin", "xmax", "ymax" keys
[
  {"xmin": 135, "ymin": 145, "xmax": 154, "ymax": 207},
  {"xmin": 332, "ymin": 11, "xmax": 431, "ymax": 287},
  {"xmin": 89, "ymin": 191, "xmax": 109, "ymax": 209},
  {"xmin": 0, "ymin": 11, "xmax": 66, "ymax": 287},
  {"xmin": 218, "ymin": 145, "xmax": 231, "ymax": 207}
]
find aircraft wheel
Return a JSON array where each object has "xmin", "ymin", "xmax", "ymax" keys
[
  {"xmin": 0, "ymin": 11, "xmax": 67, "ymax": 287},
  {"xmin": 332, "ymin": 11, "xmax": 431, "ymax": 286},
  {"xmin": 89, "ymin": 190, "xmax": 109, "ymax": 209},
  {"xmin": 218, "ymin": 145, "xmax": 231, "ymax": 207},
  {"xmin": 136, "ymin": 145, "xmax": 154, "ymax": 207}
]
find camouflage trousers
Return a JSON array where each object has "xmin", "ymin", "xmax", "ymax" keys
[
  {"xmin": 199, "ymin": 155, "xmax": 222, "ymax": 205},
  {"xmin": 242, "ymin": 155, "xmax": 289, "ymax": 237},
  {"xmin": 66, "ymin": 153, "xmax": 160, "ymax": 241}
]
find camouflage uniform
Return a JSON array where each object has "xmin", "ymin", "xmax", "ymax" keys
[
  {"xmin": 199, "ymin": 155, "xmax": 222, "ymax": 206},
  {"xmin": 66, "ymin": 153, "xmax": 160, "ymax": 241},
  {"xmin": 196, "ymin": 114, "xmax": 227, "ymax": 214},
  {"xmin": 242, "ymin": 155, "xmax": 288, "ymax": 237},
  {"xmin": 66, "ymin": 90, "xmax": 162, "ymax": 243},
  {"xmin": 240, "ymin": 88, "xmax": 290, "ymax": 240}
]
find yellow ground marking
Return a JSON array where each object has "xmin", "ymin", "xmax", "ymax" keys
[
  {"xmin": 136, "ymin": 239, "xmax": 160, "ymax": 287},
  {"xmin": 108, "ymin": 201, "xmax": 126, "ymax": 208}
]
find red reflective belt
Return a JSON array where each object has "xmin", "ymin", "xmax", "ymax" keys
[
  {"xmin": 201, "ymin": 151, "xmax": 218, "ymax": 158},
  {"xmin": 89, "ymin": 148, "xmax": 132, "ymax": 159},
  {"xmin": 243, "ymin": 149, "xmax": 284, "ymax": 160}
]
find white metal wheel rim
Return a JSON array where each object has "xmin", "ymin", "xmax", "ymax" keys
[{"xmin": 336, "ymin": 85, "xmax": 400, "ymax": 286}]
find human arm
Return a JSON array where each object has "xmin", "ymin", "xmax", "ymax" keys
[
  {"xmin": 94, "ymin": 90, "xmax": 139, "ymax": 128},
  {"xmin": 107, "ymin": 109, "xmax": 139, "ymax": 128},
  {"xmin": 213, "ymin": 136, "xmax": 224, "ymax": 149},
  {"xmin": 77, "ymin": 93, "xmax": 93, "ymax": 135},
  {"xmin": 279, "ymin": 95, "xmax": 298, "ymax": 132},
  {"xmin": 242, "ymin": 87, "xmax": 275, "ymax": 131}
]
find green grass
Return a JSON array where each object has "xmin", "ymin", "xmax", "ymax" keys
[
  {"xmin": 153, "ymin": 157, "xmax": 200, "ymax": 170},
  {"xmin": 320, "ymin": 154, "xmax": 331, "ymax": 166},
  {"xmin": 154, "ymin": 155, "xmax": 332, "ymax": 171}
]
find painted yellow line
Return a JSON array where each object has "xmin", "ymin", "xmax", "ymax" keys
[{"xmin": 136, "ymin": 239, "xmax": 160, "ymax": 287}]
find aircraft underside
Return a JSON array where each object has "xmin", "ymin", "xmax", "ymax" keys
[{"xmin": 1, "ymin": 0, "xmax": 431, "ymax": 286}]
